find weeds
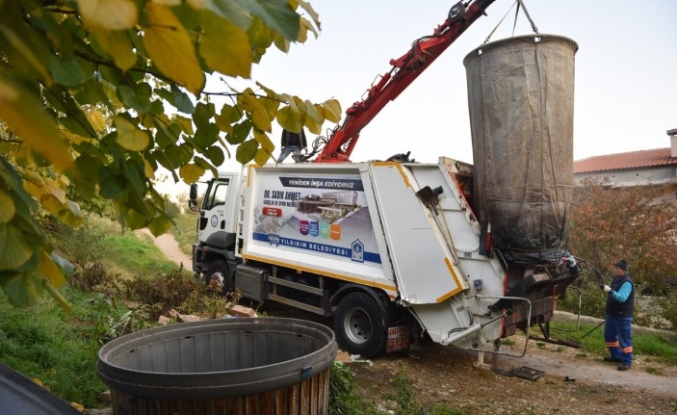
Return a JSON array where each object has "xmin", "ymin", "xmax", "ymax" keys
[
  {"xmin": 82, "ymin": 293, "xmax": 152, "ymax": 344},
  {"xmin": 329, "ymin": 361, "xmax": 377, "ymax": 415},
  {"xmin": 121, "ymin": 270, "xmax": 201, "ymax": 318}
]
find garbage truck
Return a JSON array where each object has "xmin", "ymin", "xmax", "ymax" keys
[{"xmin": 189, "ymin": 0, "xmax": 582, "ymax": 357}]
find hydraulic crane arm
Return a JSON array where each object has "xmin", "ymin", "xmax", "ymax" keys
[{"xmin": 314, "ymin": 0, "xmax": 496, "ymax": 163}]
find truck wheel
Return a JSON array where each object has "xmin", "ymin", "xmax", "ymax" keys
[
  {"xmin": 334, "ymin": 292, "xmax": 387, "ymax": 358},
  {"xmin": 206, "ymin": 260, "xmax": 232, "ymax": 292}
]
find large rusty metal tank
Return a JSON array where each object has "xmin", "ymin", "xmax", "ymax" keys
[{"xmin": 464, "ymin": 35, "xmax": 578, "ymax": 265}]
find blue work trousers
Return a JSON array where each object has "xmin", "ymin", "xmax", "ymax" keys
[{"xmin": 604, "ymin": 315, "xmax": 633, "ymax": 365}]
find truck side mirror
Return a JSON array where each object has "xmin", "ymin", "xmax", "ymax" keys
[{"xmin": 189, "ymin": 184, "xmax": 199, "ymax": 212}]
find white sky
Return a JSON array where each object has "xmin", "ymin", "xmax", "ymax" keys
[{"xmin": 157, "ymin": 0, "xmax": 677, "ymax": 195}]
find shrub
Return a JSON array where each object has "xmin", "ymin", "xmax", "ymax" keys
[{"xmin": 121, "ymin": 271, "xmax": 201, "ymax": 318}]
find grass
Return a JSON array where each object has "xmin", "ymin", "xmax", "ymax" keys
[
  {"xmin": 170, "ymin": 209, "xmax": 199, "ymax": 257},
  {"xmin": 50, "ymin": 214, "xmax": 183, "ymax": 279},
  {"xmin": 101, "ymin": 231, "xmax": 178, "ymax": 278},
  {"xmin": 0, "ymin": 289, "xmax": 106, "ymax": 408},
  {"xmin": 548, "ymin": 320, "xmax": 677, "ymax": 365}
]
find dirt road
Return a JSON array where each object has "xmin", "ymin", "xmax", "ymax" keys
[{"xmin": 139, "ymin": 229, "xmax": 192, "ymax": 270}]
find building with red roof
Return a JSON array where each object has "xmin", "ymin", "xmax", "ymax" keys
[{"xmin": 573, "ymin": 129, "xmax": 677, "ymax": 187}]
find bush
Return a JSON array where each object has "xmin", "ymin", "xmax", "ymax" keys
[
  {"xmin": 68, "ymin": 262, "xmax": 119, "ymax": 293},
  {"xmin": 121, "ymin": 271, "xmax": 202, "ymax": 319}
]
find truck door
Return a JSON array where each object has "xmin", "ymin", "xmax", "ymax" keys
[{"xmin": 198, "ymin": 174, "xmax": 238, "ymax": 245}]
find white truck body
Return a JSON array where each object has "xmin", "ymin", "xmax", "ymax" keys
[{"xmin": 191, "ymin": 157, "xmax": 579, "ymax": 356}]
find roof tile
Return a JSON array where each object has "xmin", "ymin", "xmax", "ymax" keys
[{"xmin": 573, "ymin": 148, "xmax": 677, "ymax": 173}]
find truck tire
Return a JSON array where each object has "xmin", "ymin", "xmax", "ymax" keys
[
  {"xmin": 334, "ymin": 292, "xmax": 388, "ymax": 357},
  {"xmin": 206, "ymin": 260, "xmax": 232, "ymax": 292}
]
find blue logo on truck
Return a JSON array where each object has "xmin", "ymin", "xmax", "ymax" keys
[{"xmin": 351, "ymin": 239, "xmax": 364, "ymax": 262}]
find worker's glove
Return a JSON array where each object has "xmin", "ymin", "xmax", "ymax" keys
[{"xmin": 603, "ymin": 285, "xmax": 612, "ymax": 293}]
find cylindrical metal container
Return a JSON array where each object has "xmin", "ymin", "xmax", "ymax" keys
[
  {"xmin": 97, "ymin": 318, "xmax": 337, "ymax": 415},
  {"xmin": 463, "ymin": 35, "xmax": 578, "ymax": 265}
]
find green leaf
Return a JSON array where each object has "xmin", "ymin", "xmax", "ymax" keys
[
  {"xmin": 205, "ymin": 146, "xmax": 225, "ymax": 166},
  {"xmin": 117, "ymin": 84, "xmax": 152, "ymax": 114},
  {"xmin": 235, "ymin": 0, "xmax": 299, "ymax": 41},
  {"xmin": 198, "ymin": 11, "xmax": 252, "ymax": 78},
  {"xmin": 153, "ymin": 118, "xmax": 180, "ymax": 148},
  {"xmin": 0, "ymin": 224, "xmax": 34, "ymax": 271},
  {"xmin": 121, "ymin": 159, "xmax": 147, "ymax": 195},
  {"xmin": 193, "ymin": 124, "xmax": 219, "ymax": 148},
  {"xmin": 49, "ymin": 55, "xmax": 92, "ymax": 87},
  {"xmin": 114, "ymin": 115, "xmax": 150, "ymax": 151},
  {"xmin": 171, "ymin": 84, "xmax": 195, "ymax": 114},
  {"xmin": 143, "ymin": 3, "xmax": 205, "ymax": 94},
  {"xmin": 193, "ymin": 102, "xmax": 215, "ymax": 130},
  {"xmin": 0, "ymin": 271, "xmax": 45, "ymax": 308},
  {"xmin": 236, "ymin": 139, "xmax": 258, "ymax": 164},
  {"xmin": 148, "ymin": 215, "xmax": 173, "ymax": 237},
  {"xmin": 0, "ymin": 3, "xmax": 52, "ymax": 84},
  {"xmin": 0, "ymin": 190, "xmax": 16, "ymax": 225},
  {"xmin": 179, "ymin": 163, "xmax": 205, "ymax": 184},
  {"xmin": 189, "ymin": 0, "xmax": 252, "ymax": 31},
  {"xmin": 99, "ymin": 167, "xmax": 126, "ymax": 200},
  {"xmin": 227, "ymin": 120, "xmax": 252, "ymax": 145}
]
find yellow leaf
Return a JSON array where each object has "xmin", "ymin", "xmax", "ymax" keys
[
  {"xmin": 302, "ymin": 99, "xmax": 324, "ymax": 123},
  {"xmin": 238, "ymin": 90, "xmax": 272, "ymax": 132},
  {"xmin": 198, "ymin": 11, "xmax": 252, "ymax": 78},
  {"xmin": 215, "ymin": 105, "xmax": 240, "ymax": 133},
  {"xmin": 295, "ymin": 0, "xmax": 321, "ymax": 31},
  {"xmin": 38, "ymin": 251, "xmax": 66, "ymax": 289},
  {"xmin": 78, "ymin": 0, "xmax": 138, "ymax": 30},
  {"xmin": 85, "ymin": 108, "xmax": 107, "ymax": 132},
  {"xmin": 0, "ymin": 76, "xmax": 72, "ymax": 169},
  {"xmin": 253, "ymin": 131, "xmax": 274, "ymax": 153},
  {"xmin": 276, "ymin": 106, "xmax": 304, "ymax": 132},
  {"xmin": 175, "ymin": 116, "xmax": 194, "ymax": 135},
  {"xmin": 90, "ymin": 28, "xmax": 137, "ymax": 71},
  {"xmin": 260, "ymin": 96, "xmax": 280, "ymax": 119},
  {"xmin": 304, "ymin": 114, "xmax": 321, "ymax": 135},
  {"xmin": 321, "ymin": 99, "xmax": 342, "ymax": 123},
  {"xmin": 143, "ymin": 3, "xmax": 205, "ymax": 94},
  {"xmin": 143, "ymin": 159, "xmax": 155, "ymax": 179},
  {"xmin": 254, "ymin": 148, "xmax": 272, "ymax": 166},
  {"xmin": 0, "ymin": 190, "xmax": 15, "ymax": 224},
  {"xmin": 179, "ymin": 163, "xmax": 205, "ymax": 184},
  {"xmin": 114, "ymin": 116, "xmax": 150, "ymax": 151},
  {"xmin": 59, "ymin": 201, "xmax": 84, "ymax": 228}
]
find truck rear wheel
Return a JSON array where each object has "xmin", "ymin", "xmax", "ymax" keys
[
  {"xmin": 334, "ymin": 292, "xmax": 387, "ymax": 358},
  {"xmin": 206, "ymin": 260, "xmax": 232, "ymax": 292}
]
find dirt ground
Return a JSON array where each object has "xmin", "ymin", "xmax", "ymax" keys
[
  {"xmin": 344, "ymin": 333, "xmax": 677, "ymax": 415},
  {"xmin": 149, "ymin": 231, "xmax": 677, "ymax": 415}
]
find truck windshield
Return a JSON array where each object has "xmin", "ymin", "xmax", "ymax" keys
[{"xmin": 203, "ymin": 179, "xmax": 229, "ymax": 210}]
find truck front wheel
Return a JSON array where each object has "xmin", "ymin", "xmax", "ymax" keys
[
  {"xmin": 334, "ymin": 292, "xmax": 388, "ymax": 357},
  {"xmin": 205, "ymin": 260, "xmax": 232, "ymax": 292}
]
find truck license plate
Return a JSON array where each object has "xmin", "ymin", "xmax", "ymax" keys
[{"xmin": 386, "ymin": 326, "xmax": 410, "ymax": 353}]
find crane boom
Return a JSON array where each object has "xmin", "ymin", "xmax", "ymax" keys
[{"xmin": 314, "ymin": 0, "xmax": 496, "ymax": 163}]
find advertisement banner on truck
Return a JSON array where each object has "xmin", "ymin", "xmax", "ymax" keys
[{"xmin": 251, "ymin": 172, "xmax": 381, "ymax": 265}]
